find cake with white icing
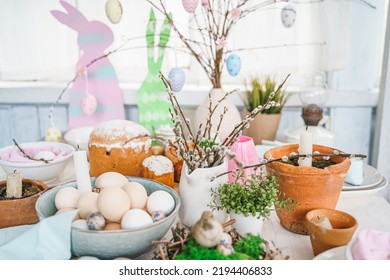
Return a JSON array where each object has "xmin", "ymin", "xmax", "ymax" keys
[
  {"xmin": 88, "ymin": 120, "xmax": 152, "ymax": 177},
  {"xmin": 141, "ymin": 155, "xmax": 174, "ymax": 188}
]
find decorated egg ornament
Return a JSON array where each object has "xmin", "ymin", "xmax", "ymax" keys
[
  {"xmin": 182, "ymin": 0, "xmax": 199, "ymax": 13},
  {"xmin": 168, "ymin": 67, "xmax": 186, "ymax": 92},
  {"xmin": 105, "ymin": 0, "xmax": 123, "ymax": 24},
  {"xmin": 45, "ymin": 127, "xmax": 62, "ymax": 142},
  {"xmin": 281, "ymin": 4, "xmax": 296, "ymax": 28},
  {"xmin": 226, "ymin": 54, "xmax": 241, "ymax": 76},
  {"xmin": 81, "ymin": 94, "xmax": 97, "ymax": 116}
]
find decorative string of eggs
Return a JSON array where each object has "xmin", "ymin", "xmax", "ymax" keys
[{"xmin": 53, "ymin": 171, "xmax": 175, "ymax": 232}]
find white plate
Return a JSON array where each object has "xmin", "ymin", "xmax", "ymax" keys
[
  {"xmin": 343, "ymin": 165, "xmax": 382, "ymax": 190},
  {"xmin": 340, "ymin": 177, "xmax": 387, "ymax": 199},
  {"xmin": 313, "ymin": 245, "xmax": 347, "ymax": 260}
]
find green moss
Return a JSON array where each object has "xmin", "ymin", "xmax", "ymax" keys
[
  {"xmin": 175, "ymin": 238, "xmax": 252, "ymax": 260},
  {"xmin": 234, "ymin": 233, "xmax": 265, "ymax": 259}
]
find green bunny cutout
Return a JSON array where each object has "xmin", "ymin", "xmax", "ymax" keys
[{"xmin": 137, "ymin": 9, "xmax": 173, "ymax": 132}]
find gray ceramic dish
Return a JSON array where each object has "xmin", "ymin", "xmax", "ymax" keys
[{"xmin": 35, "ymin": 177, "xmax": 180, "ymax": 259}]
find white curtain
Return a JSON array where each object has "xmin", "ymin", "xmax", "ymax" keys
[{"xmin": 0, "ymin": 0, "xmax": 383, "ymax": 89}]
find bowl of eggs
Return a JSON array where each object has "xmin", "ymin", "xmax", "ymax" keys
[
  {"xmin": 35, "ymin": 172, "xmax": 180, "ymax": 259},
  {"xmin": 0, "ymin": 141, "xmax": 75, "ymax": 183}
]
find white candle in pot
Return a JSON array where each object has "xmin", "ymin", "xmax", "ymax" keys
[
  {"xmin": 298, "ymin": 130, "xmax": 313, "ymax": 167},
  {"xmin": 73, "ymin": 150, "xmax": 92, "ymax": 194},
  {"xmin": 6, "ymin": 171, "xmax": 22, "ymax": 198}
]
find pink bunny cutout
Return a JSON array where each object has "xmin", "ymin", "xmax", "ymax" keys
[{"xmin": 51, "ymin": 1, "xmax": 125, "ymax": 129}]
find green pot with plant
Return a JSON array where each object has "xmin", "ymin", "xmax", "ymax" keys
[
  {"xmin": 241, "ymin": 76, "xmax": 289, "ymax": 145},
  {"xmin": 209, "ymin": 172, "xmax": 294, "ymax": 236}
]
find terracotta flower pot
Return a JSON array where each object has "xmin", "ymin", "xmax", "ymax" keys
[
  {"xmin": 246, "ymin": 112, "xmax": 282, "ymax": 145},
  {"xmin": 0, "ymin": 179, "xmax": 48, "ymax": 228},
  {"xmin": 264, "ymin": 144, "xmax": 351, "ymax": 235},
  {"xmin": 305, "ymin": 208, "xmax": 358, "ymax": 256}
]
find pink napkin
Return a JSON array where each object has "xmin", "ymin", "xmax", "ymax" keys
[
  {"xmin": 0, "ymin": 146, "xmax": 69, "ymax": 163},
  {"xmin": 352, "ymin": 229, "xmax": 390, "ymax": 260}
]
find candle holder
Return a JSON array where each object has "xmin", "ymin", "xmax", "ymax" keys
[{"xmin": 0, "ymin": 178, "xmax": 48, "ymax": 228}]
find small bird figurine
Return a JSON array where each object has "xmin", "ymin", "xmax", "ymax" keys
[{"xmin": 191, "ymin": 211, "xmax": 224, "ymax": 248}]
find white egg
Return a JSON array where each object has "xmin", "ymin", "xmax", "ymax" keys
[
  {"xmin": 77, "ymin": 192, "xmax": 99, "ymax": 219},
  {"xmin": 72, "ymin": 219, "xmax": 89, "ymax": 230},
  {"xmin": 281, "ymin": 4, "xmax": 296, "ymax": 28},
  {"xmin": 146, "ymin": 190, "xmax": 174, "ymax": 216},
  {"xmin": 55, "ymin": 187, "xmax": 80, "ymax": 210},
  {"xmin": 97, "ymin": 186, "xmax": 130, "ymax": 222},
  {"xmin": 34, "ymin": 151, "xmax": 56, "ymax": 161},
  {"xmin": 105, "ymin": 0, "xmax": 123, "ymax": 24},
  {"xmin": 95, "ymin": 172, "xmax": 129, "ymax": 189},
  {"xmin": 121, "ymin": 209, "xmax": 153, "ymax": 229},
  {"xmin": 122, "ymin": 181, "xmax": 148, "ymax": 209}
]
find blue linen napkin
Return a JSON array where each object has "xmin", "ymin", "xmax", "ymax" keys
[{"xmin": 0, "ymin": 210, "xmax": 77, "ymax": 260}]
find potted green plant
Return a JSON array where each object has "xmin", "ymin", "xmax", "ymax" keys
[
  {"xmin": 241, "ymin": 76, "xmax": 289, "ymax": 145},
  {"xmin": 209, "ymin": 171, "xmax": 295, "ymax": 236}
]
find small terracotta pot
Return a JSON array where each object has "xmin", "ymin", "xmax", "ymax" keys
[
  {"xmin": 305, "ymin": 208, "xmax": 358, "ymax": 256},
  {"xmin": 264, "ymin": 144, "xmax": 351, "ymax": 235},
  {"xmin": 246, "ymin": 112, "xmax": 282, "ymax": 145},
  {"xmin": 0, "ymin": 179, "xmax": 48, "ymax": 228}
]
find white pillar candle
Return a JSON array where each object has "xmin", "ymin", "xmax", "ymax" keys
[
  {"xmin": 73, "ymin": 150, "xmax": 92, "ymax": 194},
  {"xmin": 298, "ymin": 130, "xmax": 313, "ymax": 167},
  {"xmin": 6, "ymin": 171, "xmax": 22, "ymax": 198}
]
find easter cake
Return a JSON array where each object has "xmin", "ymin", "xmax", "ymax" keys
[
  {"xmin": 142, "ymin": 155, "xmax": 174, "ymax": 188},
  {"xmin": 88, "ymin": 120, "xmax": 152, "ymax": 177}
]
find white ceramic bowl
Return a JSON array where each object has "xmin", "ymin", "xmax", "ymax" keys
[
  {"xmin": 0, "ymin": 141, "xmax": 75, "ymax": 183},
  {"xmin": 36, "ymin": 177, "xmax": 180, "ymax": 259},
  {"xmin": 64, "ymin": 126, "xmax": 95, "ymax": 151}
]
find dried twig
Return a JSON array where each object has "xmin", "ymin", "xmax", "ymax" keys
[{"xmin": 12, "ymin": 138, "xmax": 53, "ymax": 164}]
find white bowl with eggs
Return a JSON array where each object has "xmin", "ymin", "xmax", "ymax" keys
[
  {"xmin": 0, "ymin": 141, "xmax": 75, "ymax": 183},
  {"xmin": 35, "ymin": 176, "xmax": 180, "ymax": 259}
]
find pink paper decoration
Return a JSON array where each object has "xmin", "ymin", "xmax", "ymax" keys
[
  {"xmin": 182, "ymin": 0, "xmax": 199, "ymax": 13},
  {"xmin": 228, "ymin": 135, "xmax": 260, "ymax": 182},
  {"xmin": 51, "ymin": 1, "xmax": 125, "ymax": 129}
]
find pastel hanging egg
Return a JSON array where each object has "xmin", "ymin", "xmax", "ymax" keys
[
  {"xmin": 81, "ymin": 94, "xmax": 97, "ymax": 116},
  {"xmin": 226, "ymin": 54, "xmax": 241, "ymax": 77},
  {"xmin": 45, "ymin": 127, "xmax": 62, "ymax": 142},
  {"xmin": 105, "ymin": 0, "xmax": 123, "ymax": 24},
  {"xmin": 281, "ymin": 4, "xmax": 296, "ymax": 28},
  {"xmin": 168, "ymin": 67, "xmax": 186, "ymax": 92},
  {"xmin": 182, "ymin": 0, "xmax": 199, "ymax": 13}
]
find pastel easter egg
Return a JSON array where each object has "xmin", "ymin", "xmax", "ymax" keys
[
  {"xmin": 81, "ymin": 94, "xmax": 97, "ymax": 116},
  {"xmin": 182, "ymin": 0, "xmax": 199, "ymax": 13},
  {"xmin": 105, "ymin": 0, "xmax": 123, "ymax": 24},
  {"xmin": 281, "ymin": 4, "xmax": 296, "ymax": 28},
  {"xmin": 45, "ymin": 127, "xmax": 62, "ymax": 142},
  {"xmin": 226, "ymin": 54, "xmax": 241, "ymax": 77},
  {"xmin": 168, "ymin": 67, "xmax": 186, "ymax": 92}
]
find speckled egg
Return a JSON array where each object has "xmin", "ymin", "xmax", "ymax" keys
[
  {"xmin": 87, "ymin": 212, "xmax": 106, "ymax": 230},
  {"xmin": 77, "ymin": 192, "xmax": 99, "ymax": 219},
  {"xmin": 122, "ymin": 181, "xmax": 148, "ymax": 209},
  {"xmin": 146, "ymin": 190, "xmax": 174, "ymax": 216},
  {"xmin": 105, "ymin": 0, "xmax": 123, "ymax": 24},
  {"xmin": 97, "ymin": 186, "xmax": 131, "ymax": 222},
  {"xmin": 45, "ymin": 127, "xmax": 62, "ymax": 142},
  {"xmin": 121, "ymin": 209, "xmax": 153, "ymax": 229},
  {"xmin": 226, "ymin": 54, "xmax": 241, "ymax": 76},
  {"xmin": 281, "ymin": 4, "xmax": 296, "ymax": 28},
  {"xmin": 95, "ymin": 172, "xmax": 129, "ymax": 189},
  {"xmin": 152, "ymin": 211, "xmax": 166, "ymax": 222},
  {"xmin": 55, "ymin": 187, "xmax": 80, "ymax": 210}
]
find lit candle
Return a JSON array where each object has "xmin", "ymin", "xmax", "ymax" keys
[
  {"xmin": 6, "ymin": 171, "xmax": 22, "ymax": 198},
  {"xmin": 298, "ymin": 129, "xmax": 313, "ymax": 167},
  {"xmin": 73, "ymin": 150, "xmax": 92, "ymax": 194}
]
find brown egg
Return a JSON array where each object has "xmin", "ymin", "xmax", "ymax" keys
[{"xmin": 104, "ymin": 222, "xmax": 122, "ymax": 230}]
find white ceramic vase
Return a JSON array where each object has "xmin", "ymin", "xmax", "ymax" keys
[
  {"xmin": 193, "ymin": 88, "xmax": 242, "ymax": 141},
  {"xmin": 178, "ymin": 161, "xmax": 229, "ymax": 227},
  {"xmin": 230, "ymin": 212, "xmax": 264, "ymax": 236}
]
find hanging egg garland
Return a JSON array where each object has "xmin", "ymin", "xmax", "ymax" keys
[
  {"xmin": 281, "ymin": 4, "xmax": 296, "ymax": 28},
  {"xmin": 226, "ymin": 54, "xmax": 241, "ymax": 77},
  {"xmin": 182, "ymin": 0, "xmax": 199, "ymax": 13},
  {"xmin": 105, "ymin": 0, "xmax": 123, "ymax": 24},
  {"xmin": 168, "ymin": 67, "xmax": 186, "ymax": 92},
  {"xmin": 81, "ymin": 94, "xmax": 98, "ymax": 116}
]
